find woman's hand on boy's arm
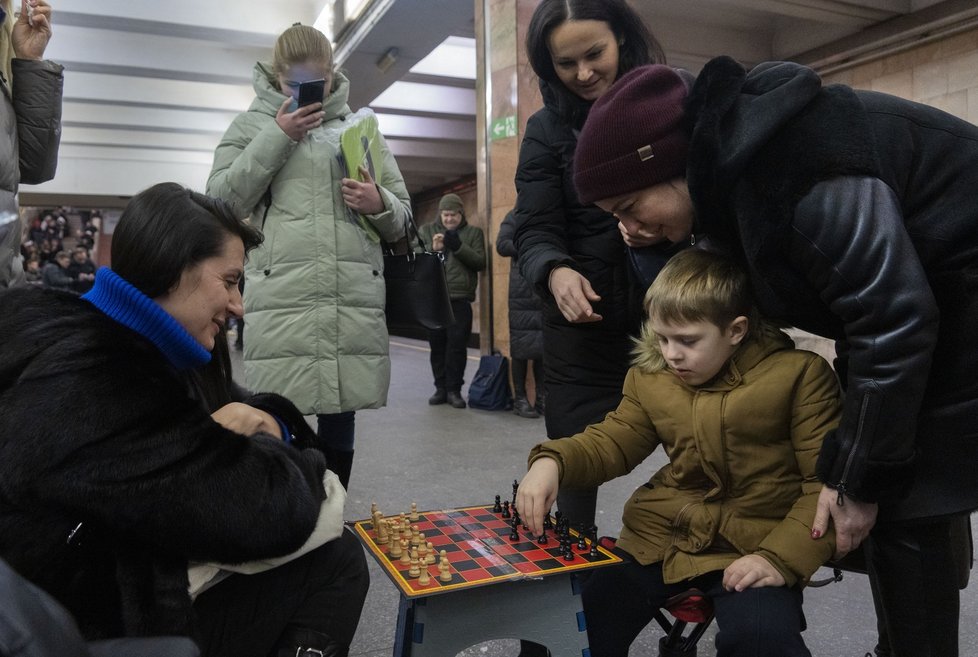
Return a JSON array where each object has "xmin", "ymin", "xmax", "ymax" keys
[
  {"xmin": 516, "ymin": 457, "xmax": 560, "ymax": 537},
  {"xmin": 723, "ymin": 554, "xmax": 785, "ymax": 592},
  {"xmin": 812, "ymin": 484, "xmax": 877, "ymax": 559}
]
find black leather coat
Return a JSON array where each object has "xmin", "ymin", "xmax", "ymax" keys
[{"xmin": 687, "ymin": 56, "xmax": 978, "ymax": 519}]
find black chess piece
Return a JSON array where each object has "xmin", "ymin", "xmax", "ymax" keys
[
  {"xmin": 577, "ymin": 523, "xmax": 588, "ymax": 551},
  {"xmin": 537, "ymin": 528, "xmax": 548, "ymax": 545},
  {"xmin": 501, "ymin": 500, "xmax": 511, "ymax": 518},
  {"xmin": 543, "ymin": 514, "xmax": 553, "ymax": 530},
  {"xmin": 589, "ymin": 525, "xmax": 600, "ymax": 557},
  {"xmin": 509, "ymin": 516, "xmax": 520, "ymax": 542},
  {"xmin": 563, "ymin": 539, "xmax": 574, "ymax": 561},
  {"xmin": 493, "ymin": 495, "xmax": 502, "ymax": 513},
  {"xmin": 512, "ymin": 479, "xmax": 519, "ymax": 505}
]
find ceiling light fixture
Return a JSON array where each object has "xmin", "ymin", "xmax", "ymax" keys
[{"xmin": 376, "ymin": 47, "xmax": 399, "ymax": 74}]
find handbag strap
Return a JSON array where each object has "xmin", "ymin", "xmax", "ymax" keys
[{"xmin": 386, "ymin": 215, "xmax": 436, "ymax": 257}]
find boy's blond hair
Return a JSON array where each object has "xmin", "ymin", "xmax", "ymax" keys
[
  {"xmin": 633, "ymin": 248, "xmax": 779, "ymax": 373},
  {"xmin": 272, "ymin": 23, "xmax": 333, "ymax": 77}
]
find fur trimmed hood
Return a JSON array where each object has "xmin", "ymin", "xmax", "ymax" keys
[
  {"xmin": 632, "ymin": 316, "xmax": 792, "ymax": 376},
  {"xmin": 685, "ymin": 56, "xmax": 878, "ymax": 244}
]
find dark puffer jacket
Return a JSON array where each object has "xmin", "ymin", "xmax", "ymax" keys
[
  {"xmin": 495, "ymin": 211, "xmax": 542, "ymax": 361},
  {"xmin": 513, "ymin": 82, "xmax": 643, "ymax": 438},
  {"xmin": 686, "ymin": 56, "xmax": 978, "ymax": 520},
  {"xmin": 0, "ymin": 53, "xmax": 63, "ymax": 288}
]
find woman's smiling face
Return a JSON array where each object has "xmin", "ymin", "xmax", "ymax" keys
[
  {"xmin": 153, "ymin": 234, "xmax": 245, "ymax": 352},
  {"xmin": 547, "ymin": 19, "xmax": 620, "ymax": 102},
  {"xmin": 596, "ymin": 178, "xmax": 695, "ymax": 244}
]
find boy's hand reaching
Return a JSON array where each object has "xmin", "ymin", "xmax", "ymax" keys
[
  {"xmin": 722, "ymin": 554, "xmax": 785, "ymax": 592},
  {"xmin": 516, "ymin": 457, "xmax": 559, "ymax": 537}
]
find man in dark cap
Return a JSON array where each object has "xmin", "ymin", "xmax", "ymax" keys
[{"xmin": 418, "ymin": 193, "xmax": 486, "ymax": 408}]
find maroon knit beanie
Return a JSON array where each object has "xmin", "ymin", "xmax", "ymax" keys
[{"xmin": 574, "ymin": 65, "xmax": 690, "ymax": 206}]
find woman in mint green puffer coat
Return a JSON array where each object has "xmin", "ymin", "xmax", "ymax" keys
[{"xmin": 207, "ymin": 24, "xmax": 412, "ymax": 487}]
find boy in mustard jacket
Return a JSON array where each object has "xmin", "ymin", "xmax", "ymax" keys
[{"xmin": 518, "ymin": 248, "xmax": 841, "ymax": 657}]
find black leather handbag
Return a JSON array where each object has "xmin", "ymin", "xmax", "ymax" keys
[{"xmin": 383, "ymin": 219, "xmax": 455, "ymax": 331}]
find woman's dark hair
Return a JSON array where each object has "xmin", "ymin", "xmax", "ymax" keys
[
  {"xmin": 526, "ymin": 0, "xmax": 665, "ymax": 125},
  {"xmin": 111, "ymin": 182, "xmax": 263, "ymax": 298}
]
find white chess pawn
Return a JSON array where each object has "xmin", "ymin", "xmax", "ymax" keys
[{"xmin": 438, "ymin": 550, "xmax": 452, "ymax": 582}]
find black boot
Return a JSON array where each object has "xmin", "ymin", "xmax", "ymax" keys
[
  {"xmin": 273, "ymin": 627, "xmax": 348, "ymax": 657},
  {"xmin": 513, "ymin": 395, "xmax": 539, "ymax": 418}
]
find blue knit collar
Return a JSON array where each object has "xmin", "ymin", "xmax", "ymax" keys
[{"xmin": 81, "ymin": 267, "xmax": 211, "ymax": 370}]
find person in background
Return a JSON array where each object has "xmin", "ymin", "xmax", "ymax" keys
[
  {"xmin": 0, "ymin": 182, "xmax": 369, "ymax": 657},
  {"xmin": 22, "ymin": 254, "xmax": 40, "ymax": 284},
  {"xmin": 78, "ymin": 211, "xmax": 99, "ymax": 250},
  {"xmin": 496, "ymin": 210, "xmax": 545, "ymax": 418},
  {"xmin": 518, "ymin": 249, "xmax": 842, "ymax": 657},
  {"xmin": 40, "ymin": 249, "xmax": 71, "ymax": 290},
  {"xmin": 66, "ymin": 244, "xmax": 95, "ymax": 293},
  {"xmin": 418, "ymin": 193, "xmax": 486, "ymax": 409},
  {"xmin": 513, "ymin": 0, "xmax": 665, "ymax": 534},
  {"xmin": 572, "ymin": 58, "xmax": 978, "ymax": 657},
  {"xmin": 0, "ymin": 0, "xmax": 62, "ymax": 289},
  {"xmin": 207, "ymin": 23, "xmax": 412, "ymax": 489}
]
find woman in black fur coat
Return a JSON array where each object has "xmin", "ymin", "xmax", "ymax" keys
[
  {"xmin": 0, "ymin": 183, "xmax": 368, "ymax": 657},
  {"xmin": 572, "ymin": 59, "xmax": 978, "ymax": 657}
]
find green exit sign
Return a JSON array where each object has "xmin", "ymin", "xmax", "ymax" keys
[{"xmin": 490, "ymin": 115, "xmax": 517, "ymax": 140}]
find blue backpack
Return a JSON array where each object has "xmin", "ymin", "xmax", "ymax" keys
[{"xmin": 467, "ymin": 352, "xmax": 513, "ymax": 411}]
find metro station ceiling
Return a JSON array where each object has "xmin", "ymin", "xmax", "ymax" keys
[{"xmin": 23, "ymin": 0, "xmax": 978, "ymax": 204}]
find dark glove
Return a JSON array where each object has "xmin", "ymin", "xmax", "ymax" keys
[{"xmin": 443, "ymin": 229, "xmax": 462, "ymax": 252}]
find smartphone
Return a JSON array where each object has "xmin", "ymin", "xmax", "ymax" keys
[{"xmin": 297, "ymin": 79, "xmax": 326, "ymax": 108}]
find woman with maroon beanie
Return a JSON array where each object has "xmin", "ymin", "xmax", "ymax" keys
[{"xmin": 573, "ymin": 59, "xmax": 978, "ymax": 657}]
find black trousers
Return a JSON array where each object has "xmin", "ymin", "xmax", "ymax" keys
[
  {"xmin": 511, "ymin": 357, "xmax": 544, "ymax": 398},
  {"xmin": 582, "ymin": 552, "xmax": 810, "ymax": 657},
  {"xmin": 428, "ymin": 299, "xmax": 472, "ymax": 393},
  {"xmin": 193, "ymin": 529, "xmax": 369, "ymax": 657},
  {"xmin": 865, "ymin": 514, "xmax": 968, "ymax": 657}
]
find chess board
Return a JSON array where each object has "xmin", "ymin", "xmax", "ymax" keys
[{"xmin": 352, "ymin": 504, "xmax": 623, "ymax": 598}]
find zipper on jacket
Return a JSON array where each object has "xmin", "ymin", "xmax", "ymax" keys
[{"xmin": 836, "ymin": 392, "xmax": 874, "ymax": 506}]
